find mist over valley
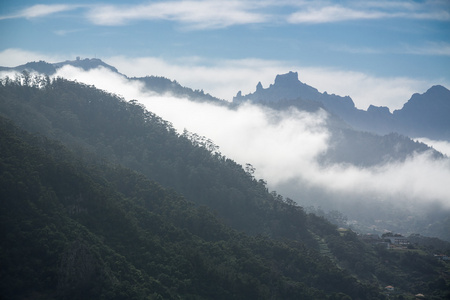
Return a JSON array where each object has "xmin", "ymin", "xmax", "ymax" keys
[
  {"xmin": 2, "ymin": 2, "xmax": 450, "ymax": 297},
  {"xmin": 2, "ymin": 58, "xmax": 450, "ymax": 299},
  {"xmin": 2, "ymin": 59, "xmax": 449, "ymax": 241}
]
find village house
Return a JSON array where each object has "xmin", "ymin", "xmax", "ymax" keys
[
  {"xmin": 434, "ymin": 254, "xmax": 450, "ymax": 261},
  {"xmin": 380, "ymin": 233, "xmax": 410, "ymax": 249},
  {"xmin": 384, "ymin": 235, "xmax": 409, "ymax": 245}
]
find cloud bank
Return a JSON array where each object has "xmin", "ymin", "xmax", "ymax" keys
[
  {"xmin": 50, "ymin": 66, "xmax": 450, "ymax": 211},
  {"xmin": 287, "ymin": 1, "xmax": 450, "ymax": 24},
  {"xmin": 0, "ymin": 49, "xmax": 69, "ymax": 68},
  {"xmin": 2, "ymin": 1, "xmax": 448, "ymax": 27},
  {"xmin": 85, "ymin": 1, "xmax": 268, "ymax": 29},
  {"xmin": 415, "ymin": 137, "xmax": 450, "ymax": 157},
  {"xmin": 0, "ymin": 4, "xmax": 80, "ymax": 20}
]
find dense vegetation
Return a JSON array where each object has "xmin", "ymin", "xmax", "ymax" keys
[
  {"xmin": 1, "ymin": 75, "xmax": 449, "ymax": 299},
  {"xmin": 0, "ymin": 75, "xmax": 315, "ymax": 243},
  {"xmin": 0, "ymin": 108, "xmax": 373, "ymax": 299}
]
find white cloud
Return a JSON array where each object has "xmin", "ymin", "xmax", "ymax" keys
[
  {"xmin": 53, "ymin": 28, "xmax": 85, "ymax": 36},
  {"xmin": 44, "ymin": 66, "xmax": 450, "ymax": 210},
  {"xmin": 402, "ymin": 42, "xmax": 450, "ymax": 56},
  {"xmin": 297, "ymin": 67, "xmax": 436, "ymax": 110},
  {"xmin": 0, "ymin": 49, "xmax": 67, "ymax": 67},
  {"xmin": 4, "ymin": 64, "xmax": 449, "ymax": 226},
  {"xmin": 408, "ymin": 10, "xmax": 450, "ymax": 22},
  {"xmin": 287, "ymin": 1, "xmax": 450, "ymax": 24},
  {"xmin": 54, "ymin": 65, "xmax": 148, "ymax": 100},
  {"xmin": 288, "ymin": 6, "xmax": 389, "ymax": 24},
  {"xmin": 142, "ymin": 92, "xmax": 450, "ymax": 211},
  {"xmin": 333, "ymin": 45, "xmax": 385, "ymax": 55},
  {"xmin": 147, "ymin": 98, "xmax": 331, "ymax": 184},
  {"xmin": 309, "ymin": 152, "xmax": 450, "ymax": 206},
  {"xmin": 85, "ymin": 1, "xmax": 268, "ymax": 29},
  {"xmin": 0, "ymin": 1, "xmax": 268, "ymax": 29},
  {"xmin": 0, "ymin": 4, "xmax": 80, "ymax": 20},
  {"xmin": 2, "ymin": 0, "xmax": 448, "ymax": 26},
  {"xmin": 333, "ymin": 41, "xmax": 450, "ymax": 57},
  {"xmin": 415, "ymin": 138, "xmax": 450, "ymax": 157}
]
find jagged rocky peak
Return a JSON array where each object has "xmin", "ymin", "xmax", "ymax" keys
[
  {"xmin": 274, "ymin": 71, "xmax": 300, "ymax": 86},
  {"xmin": 256, "ymin": 81, "xmax": 263, "ymax": 91},
  {"xmin": 271, "ymin": 71, "xmax": 321, "ymax": 96},
  {"xmin": 232, "ymin": 70, "xmax": 351, "ymax": 108},
  {"xmin": 367, "ymin": 105, "xmax": 391, "ymax": 115}
]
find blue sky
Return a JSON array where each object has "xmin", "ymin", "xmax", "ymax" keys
[{"xmin": 1, "ymin": 0, "xmax": 449, "ymax": 109}]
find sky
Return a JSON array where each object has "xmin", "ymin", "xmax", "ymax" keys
[{"xmin": 1, "ymin": 0, "xmax": 450, "ymax": 110}]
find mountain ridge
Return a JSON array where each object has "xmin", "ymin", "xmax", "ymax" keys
[
  {"xmin": 234, "ymin": 71, "xmax": 450, "ymax": 141},
  {"xmin": 0, "ymin": 58, "xmax": 445, "ymax": 166},
  {"xmin": 0, "ymin": 57, "xmax": 118, "ymax": 75},
  {"xmin": 234, "ymin": 71, "xmax": 356, "ymax": 116},
  {"xmin": 1, "ymin": 70, "xmax": 450, "ymax": 299},
  {"xmin": 2, "ymin": 58, "xmax": 449, "ymax": 142},
  {"xmin": 0, "ymin": 58, "xmax": 223, "ymax": 103}
]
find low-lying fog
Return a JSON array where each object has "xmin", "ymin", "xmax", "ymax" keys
[{"xmin": 6, "ymin": 66, "xmax": 450, "ymax": 235}]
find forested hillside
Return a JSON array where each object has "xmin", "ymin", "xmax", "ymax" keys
[
  {"xmin": 1, "ymin": 76, "xmax": 449, "ymax": 299},
  {"xmin": 0, "ymin": 75, "xmax": 316, "ymax": 242},
  {"xmin": 2, "ymin": 116, "xmax": 382, "ymax": 299}
]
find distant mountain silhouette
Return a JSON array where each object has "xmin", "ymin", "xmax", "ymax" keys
[
  {"xmin": 129, "ymin": 75, "xmax": 224, "ymax": 104},
  {"xmin": 0, "ymin": 57, "xmax": 118, "ymax": 75},
  {"xmin": 234, "ymin": 71, "xmax": 450, "ymax": 141},
  {"xmin": 54, "ymin": 57, "xmax": 119, "ymax": 73},
  {"xmin": 0, "ymin": 60, "xmax": 57, "ymax": 74},
  {"xmin": 234, "ymin": 71, "xmax": 355, "ymax": 117},
  {"xmin": 0, "ymin": 58, "xmax": 223, "ymax": 103},
  {"xmin": 2, "ymin": 60, "xmax": 449, "ymax": 140},
  {"xmin": 393, "ymin": 85, "xmax": 450, "ymax": 140}
]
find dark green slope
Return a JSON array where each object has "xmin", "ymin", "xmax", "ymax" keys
[
  {"xmin": 0, "ymin": 77, "xmax": 315, "ymax": 244},
  {"xmin": 1, "ymin": 77, "xmax": 449, "ymax": 299},
  {"xmin": 0, "ymin": 117, "xmax": 381, "ymax": 299}
]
